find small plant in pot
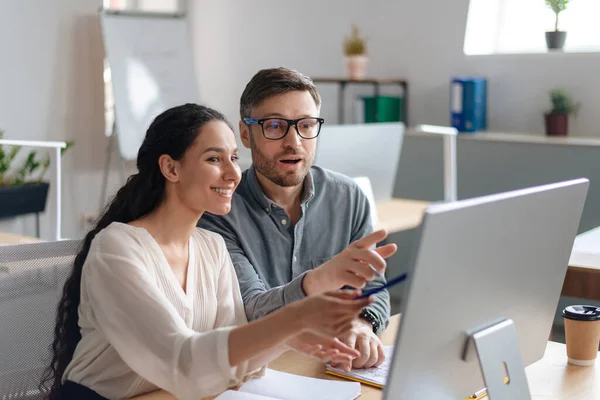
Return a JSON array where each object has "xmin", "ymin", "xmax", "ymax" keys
[
  {"xmin": 343, "ymin": 24, "xmax": 368, "ymax": 80},
  {"xmin": 545, "ymin": 0, "xmax": 570, "ymax": 50},
  {"xmin": 544, "ymin": 88, "xmax": 579, "ymax": 136},
  {"xmin": 0, "ymin": 129, "xmax": 74, "ymax": 220}
]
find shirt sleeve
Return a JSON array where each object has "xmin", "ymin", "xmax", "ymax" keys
[
  {"xmin": 199, "ymin": 214, "xmax": 307, "ymax": 321},
  {"xmin": 350, "ymin": 183, "xmax": 392, "ymax": 334},
  {"xmin": 83, "ymin": 231, "xmax": 251, "ymax": 400},
  {"xmin": 213, "ymin": 234, "xmax": 267, "ymax": 379}
]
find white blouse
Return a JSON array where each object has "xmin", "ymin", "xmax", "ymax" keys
[{"xmin": 62, "ymin": 222, "xmax": 262, "ymax": 400}]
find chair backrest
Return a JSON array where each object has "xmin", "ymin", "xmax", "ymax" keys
[{"xmin": 0, "ymin": 240, "xmax": 81, "ymax": 400}]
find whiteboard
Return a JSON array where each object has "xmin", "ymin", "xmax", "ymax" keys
[{"xmin": 100, "ymin": 10, "xmax": 199, "ymax": 160}]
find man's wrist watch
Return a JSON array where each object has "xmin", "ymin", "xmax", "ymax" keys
[{"xmin": 359, "ymin": 308, "xmax": 380, "ymax": 333}]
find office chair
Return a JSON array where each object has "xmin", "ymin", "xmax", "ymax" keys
[{"xmin": 0, "ymin": 240, "xmax": 81, "ymax": 400}]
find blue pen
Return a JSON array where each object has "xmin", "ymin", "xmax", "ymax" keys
[{"xmin": 357, "ymin": 272, "xmax": 408, "ymax": 299}]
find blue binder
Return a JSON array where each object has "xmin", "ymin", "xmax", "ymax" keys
[{"xmin": 451, "ymin": 77, "xmax": 487, "ymax": 133}]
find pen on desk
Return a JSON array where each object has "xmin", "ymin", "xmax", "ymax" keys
[
  {"xmin": 470, "ymin": 388, "xmax": 487, "ymax": 399},
  {"xmin": 357, "ymin": 272, "xmax": 408, "ymax": 299}
]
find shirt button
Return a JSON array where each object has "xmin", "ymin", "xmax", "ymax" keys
[
  {"xmin": 265, "ymin": 208, "xmax": 270, "ymax": 213},
  {"xmin": 281, "ymin": 219, "xmax": 287, "ymax": 225},
  {"xmin": 293, "ymin": 256, "xmax": 297, "ymax": 262}
]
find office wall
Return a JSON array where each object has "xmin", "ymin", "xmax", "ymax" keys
[
  {"xmin": 189, "ymin": 0, "xmax": 600, "ymax": 145},
  {"xmin": 0, "ymin": 0, "xmax": 123, "ymax": 240}
]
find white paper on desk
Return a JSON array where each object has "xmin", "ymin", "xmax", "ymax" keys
[
  {"xmin": 215, "ymin": 390, "xmax": 279, "ymax": 400},
  {"xmin": 326, "ymin": 346, "xmax": 394, "ymax": 387},
  {"xmin": 238, "ymin": 368, "xmax": 361, "ymax": 400}
]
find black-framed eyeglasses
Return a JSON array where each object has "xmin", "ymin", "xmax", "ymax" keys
[{"xmin": 243, "ymin": 117, "xmax": 325, "ymax": 140}]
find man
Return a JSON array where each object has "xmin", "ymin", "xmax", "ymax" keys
[{"xmin": 198, "ymin": 67, "xmax": 397, "ymax": 369}]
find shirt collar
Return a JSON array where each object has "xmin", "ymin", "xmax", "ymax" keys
[
  {"xmin": 247, "ymin": 166, "xmax": 273, "ymax": 211},
  {"xmin": 246, "ymin": 165, "xmax": 315, "ymax": 212},
  {"xmin": 301, "ymin": 169, "xmax": 315, "ymax": 204}
]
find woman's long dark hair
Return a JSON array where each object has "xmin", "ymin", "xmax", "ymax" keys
[{"xmin": 40, "ymin": 104, "xmax": 231, "ymax": 399}]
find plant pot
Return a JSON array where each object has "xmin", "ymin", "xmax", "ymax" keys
[
  {"xmin": 0, "ymin": 182, "xmax": 50, "ymax": 219},
  {"xmin": 344, "ymin": 55, "xmax": 368, "ymax": 80},
  {"xmin": 546, "ymin": 31, "xmax": 567, "ymax": 50},
  {"xmin": 545, "ymin": 113, "xmax": 568, "ymax": 136}
]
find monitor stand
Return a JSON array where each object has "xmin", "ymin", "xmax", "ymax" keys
[{"xmin": 463, "ymin": 319, "xmax": 532, "ymax": 400}]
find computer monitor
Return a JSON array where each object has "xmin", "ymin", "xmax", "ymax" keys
[
  {"xmin": 384, "ymin": 178, "xmax": 589, "ymax": 399},
  {"xmin": 314, "ymin": 122, "xmax": 404, "ymax": 203}
]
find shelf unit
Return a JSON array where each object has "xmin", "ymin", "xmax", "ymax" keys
[{"xmin": 311, "ymin": 77, "xmax": 408, "ymax": 125}]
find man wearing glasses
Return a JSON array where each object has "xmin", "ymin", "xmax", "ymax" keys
[{"xmin": 198, "ymin": 67, "xmax": 396, "ymax": 369}]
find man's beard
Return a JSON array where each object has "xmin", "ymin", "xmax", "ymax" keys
[{"xmin": 250, "ymin": 137, "xmax": 312, "ymax": 187}]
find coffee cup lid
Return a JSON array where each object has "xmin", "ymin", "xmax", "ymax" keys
[{"xmin": 562, "ymin": 305, "xmax": 600, "ymax": 321}]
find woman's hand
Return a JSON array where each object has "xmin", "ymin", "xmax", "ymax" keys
[
  {"xmin": 227, "ymin": 290, "xmax": 372, "ymax": 373},
  {"xmin": 298, "ymin": 289, "xmax": 374, "ymax": 337}
]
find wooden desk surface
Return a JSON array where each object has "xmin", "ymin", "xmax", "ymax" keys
[
  {"xmin": 0, "ymin": 232, "xmax": 41, "ymax": 245},
  {"xmin": 133, "ymin": 314, "xmax": 600, "ymax": 400},
  {"xmin": 527, "ymin": 342, "xmax": 600, "ymax": 399},
  {"xmin": 375, "ymin": 198, "xmax": 429, "ymax": 234}
]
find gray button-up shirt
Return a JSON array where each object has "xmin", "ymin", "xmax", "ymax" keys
[{"xmin": 198, "ymin": 165, "xmax": 390, "ymax": 333}]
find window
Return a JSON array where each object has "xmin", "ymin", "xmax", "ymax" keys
[{"xmin": 464, "ymin": 0, "xmax": 600, "ymax": 55}]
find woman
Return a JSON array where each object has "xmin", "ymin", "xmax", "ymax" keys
[{"xmin": 41, "ymin": 104, "xmax": 373, "ymax": 400}]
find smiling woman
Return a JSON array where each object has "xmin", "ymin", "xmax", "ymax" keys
[{"xmin": 40, "ymin": 103, "xmax": 371, "ymax": 400}]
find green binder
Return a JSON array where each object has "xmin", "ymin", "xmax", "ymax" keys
[{"xmin": 362, "ymin": 96, "xmax": 404, "ymax": 123}]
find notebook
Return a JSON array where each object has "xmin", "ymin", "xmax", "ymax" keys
[
  {"xmin": 324, "ymin": 346, "xmax": 394, "ymax": 389},
  {"xmin": 215, "ymin": 368, "xmax": 361, "ymax": 400}
]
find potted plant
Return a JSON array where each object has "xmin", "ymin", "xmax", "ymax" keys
[
  {"xmin": 0, "ymin": 129, "xmax": 73, "ymax": 219},
  {"xmin": 544, "ymin": 88, "xmax": 579, "ymax": 136},
  {"xmin": 343, "ymin": 24, "xmax": 368, "ymax": 80},
  {"xmin": 545, "ymin": 0, "xmax": 570, "ymax": 50}
]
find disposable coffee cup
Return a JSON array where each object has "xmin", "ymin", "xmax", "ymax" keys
[{"xmin": 562, "ymin": 305, "xmax": 600, "ymax": 366}]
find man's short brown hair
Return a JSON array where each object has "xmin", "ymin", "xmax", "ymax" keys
[{"xmin": 239, "ymin": 67, "xmax": 322, "ymax": 119}]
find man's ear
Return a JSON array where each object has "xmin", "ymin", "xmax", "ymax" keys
[
  {"xmin": 239, "ymin": 120, "xmax": 251, "ymax": 149},
  {"xmin": 158, "ymin": 154, "xmax": 179, "ymax": 183}
]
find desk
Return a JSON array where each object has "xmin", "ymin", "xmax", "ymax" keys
[
  {"xmin": 132, "ymin": 314, "xmax": 600, "ymax": 400},
  {"xmin": 374, "ymin": 198, "xmax": 429, "ymax": 234},
  {"xmin": 0, "ymin": 232, "xmax": 41, "ymax": 245},
  {"xmin": 563, "ymin": 226, "xmax": 600, "ymax": 301}
]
